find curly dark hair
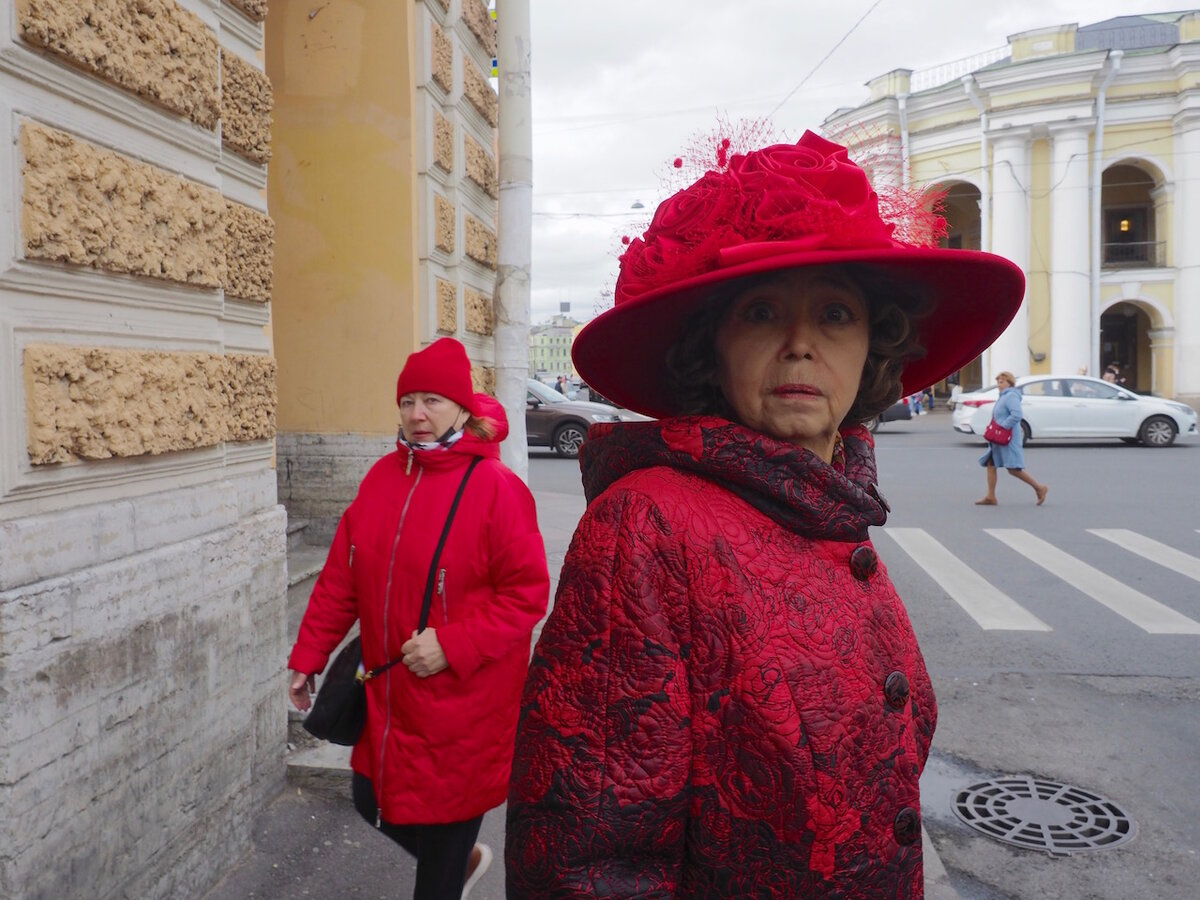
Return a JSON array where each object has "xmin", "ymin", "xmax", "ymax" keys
[{"xmin": 664, "ymin": 264, "xmax": 930, "ymax": 426}]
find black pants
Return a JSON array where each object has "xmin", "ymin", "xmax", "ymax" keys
[{"xmin": 352, "ymin": 772, "xmax": 483, "ymax": 900}]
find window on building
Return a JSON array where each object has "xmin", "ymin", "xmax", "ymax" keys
[{"xmin": 1103, "ymin": 206, "xmax": 1150, "ymax": 265}]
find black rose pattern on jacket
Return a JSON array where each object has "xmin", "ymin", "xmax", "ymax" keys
[{"xmin": 507, "ymin": 416, "xmax": 936, "ymax": 898}]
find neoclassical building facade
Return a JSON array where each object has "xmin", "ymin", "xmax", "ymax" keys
[{"xmin": 824, "ymin": 10, "xmax": 1200, "ymax": 403}]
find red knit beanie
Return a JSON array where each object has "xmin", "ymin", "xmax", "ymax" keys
[{"xmin": 395, "ymin": 338, "xmax": 478, "ymax": 415}]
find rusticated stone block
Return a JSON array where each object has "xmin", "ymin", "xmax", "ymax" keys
[
  {"xmin": 223, "ymin": 201, "xmax": 274, "ymax": 303},
  {"xmin": 462, "ymin": 57, "xmax": 497, "ymax": 126},
  {"xmin": 436, "ymin": 279, "xmax": 456, "ymax": 333},
  {"xmin": 431, "ymin": 24, "xmax": 453, "ymax": 93},
  {"xmin": 221, "ymin": 51, "xmax": 273, "ymax": 164},
  {"xmin": 461, "ymin": 0, "xmax": 496, "ymax": 58},
  {"xmin": 471, "ymin": 365, "xmax": 495, "ymax": 397},
  {"xmin": 226, "ymin": 354, "xmax": 277, "ymax": 442},
  {"xmin": 23, "ymin": 344, "xmax": 277, "ymax": 465},
  {"xmin": 17, "ymin": 0, "xmax": 220, "ymax": 129},
  {"xmin": 433, "ymin": 110, "xmax": 454, "ymax": 173},
  {"xmin": 227, "ymin": 0, "xmax": 267, "ymax": 21},
  {"xmin": 464, "ymin": 132, "xmax": 497, "ymax": 198},
  {"xmin": 21, "ymin": 122, "xmax": 224, "ymax": 288},
  {"xmin": 464, "ymin": 214, "xmax": 496, "ymax": 269},
  {"xmin": 464, "ymin": 285, "xmax": 493, "ymax": 335},
  {"xmin": 434, "ymin": 194, "xmax": 455, "ymax": 254}
]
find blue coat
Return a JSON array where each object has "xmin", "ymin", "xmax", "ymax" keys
[{"xmin": 978, "ymin": 387, "xmax": 1026, "ymax": 469}]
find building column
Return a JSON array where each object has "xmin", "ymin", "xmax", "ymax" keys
[
  {"xmin": 1048, "ymin": 125, "xmax": 1093, "ymax": 374},
  {"xmin": 1148, "ymin": 328, "xmax": 1173, "ymax": 396},
  {"xmin": 988, "ymin": 129, "xmax": 1033, "ymax": 378},
  {"xmin": 1173, "ymin": 112, "xmax": 1200, "ymax": 402}
]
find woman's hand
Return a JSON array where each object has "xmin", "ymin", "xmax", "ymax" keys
[
  {"xmin": 289, "ymin": 669, "xmax": 315, "ymax": 711},
  {"xmin": 402, "ymin": 628, "xmax": 448, "ymax": 678}
]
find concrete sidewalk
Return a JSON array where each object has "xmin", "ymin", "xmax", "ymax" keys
[{"xmin": 203, "ymin": 484, "xmax": 957, "ymax": 899}]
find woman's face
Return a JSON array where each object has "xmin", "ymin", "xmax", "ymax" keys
[
  {"xmin": 714, "ymin": 267, "xmax": 870, "ymax": 461},
  {"xmin": 997, "ymin": 374, "xmax": 1014, "ymax": 389},
  {"xmin": 398, "ymin": 392, "xmax": 466, "ymax": 443}
]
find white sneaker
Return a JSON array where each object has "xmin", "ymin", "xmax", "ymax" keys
[{"xmin": 461, "ymin": 843, "xmax": 492, "ymax": 899}]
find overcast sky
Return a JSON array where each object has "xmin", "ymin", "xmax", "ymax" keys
[{"xmin": 526, "ymin": 1, "xmax": 1177, "ymax": 324}]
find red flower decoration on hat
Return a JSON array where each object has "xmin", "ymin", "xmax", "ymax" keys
[{"xmin": 615, "ymin": 131, "xmax": 897, "ymax": 304}]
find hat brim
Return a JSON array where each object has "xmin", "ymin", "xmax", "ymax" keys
[{"xmin": 572, "ymin": 247, "xmax": 1024, "ymax": 418}]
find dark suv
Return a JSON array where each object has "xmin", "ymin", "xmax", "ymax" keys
[{"xmin": 526, "ymin": 379, "xmax": 643, "ymax": 458}]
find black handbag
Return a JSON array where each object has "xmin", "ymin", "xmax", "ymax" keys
[{"xmin": 302, "ymin": 457, "xmax": 481, "ymax": 745}]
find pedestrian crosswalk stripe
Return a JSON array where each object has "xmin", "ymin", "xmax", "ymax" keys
[
  {"xmin": 1088, "ymin": 529, "xmax": 1200, "ymax": 584},
  {"xmin": 882, "ymin": 528, "xmax": 1051, "ymax": 631},
  {"xmin": 986, "ymin": 529, "xmax": 1200, "ymax": 635}
]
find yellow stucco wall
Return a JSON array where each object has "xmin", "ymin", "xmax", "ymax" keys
[
  {"xmin": 267, "ymin": 1, "xmax": 420, "ymax": 434},
  {"xmin": 911, "ymin": 145, "xmax": 980, "ymax": 186}
]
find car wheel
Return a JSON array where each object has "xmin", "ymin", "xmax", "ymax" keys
[
  {"xmin": 1138, "ymin": 415, "xmax": 1177, "ymax": 447},
  {"xmin": 1020, "ymin": 420, "xmax": 1032, "ymax": 443},
  {"xmin": 553, "ymin": 423, "xmax": 587, "ymax": 458}
]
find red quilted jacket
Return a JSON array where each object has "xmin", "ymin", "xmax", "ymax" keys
[
  {"xmin": 506, "ymin": 416, "xmax": 936, "ymax": 897},
  {"xmin": 289, "ymin": 397, "xmax": 549, "ymax": 824}
]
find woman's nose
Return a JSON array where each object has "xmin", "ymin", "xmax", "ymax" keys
[{"xmin": 781, "ymin": 317, "xmax": 816, "ymax": 359}]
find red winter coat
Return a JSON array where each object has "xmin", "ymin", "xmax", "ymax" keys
[
  {"xmin": 289, "ymin": 397, "xmax": 549, "ymax": 824},
  {"xmin": 506, "ymin": 416, "xmax": 936, "ymax": 898}
]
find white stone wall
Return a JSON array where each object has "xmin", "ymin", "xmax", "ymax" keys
[
  {"xmin": 0, "ymin": 473, "xmax": 287, "ymax": 898},
  {"xmin": 276, "ymin": 432, "xmax": 397, "ymax": 543}
]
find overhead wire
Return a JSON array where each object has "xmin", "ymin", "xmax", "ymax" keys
[{"xmin": 766, "ymin": 0, "xmax": 887, "ymax": 119}]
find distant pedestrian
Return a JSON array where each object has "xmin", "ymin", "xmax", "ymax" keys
[
  {"xmin": 554, "ymin": 376, "xmax": 566, "ymax": 394},
  {"xmin": 976, "ymin": 370, "xmax": 1048, "ymax": 506}
]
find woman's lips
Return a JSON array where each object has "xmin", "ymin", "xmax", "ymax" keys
[{"xmin": 772, "ymin": 383, "xmax": 821, "ymax": 397}]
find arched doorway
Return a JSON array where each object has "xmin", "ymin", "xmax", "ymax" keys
[
  {"xmin": 1100, "ymin": 302, "xmax": 1152, "ymax": 392},
  {"xmin": 938, "ymin": 181, "xmax": 984, "ymax": 392}
]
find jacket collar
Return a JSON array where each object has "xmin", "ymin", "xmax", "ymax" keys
[{"xmin": 581, "ymin": 416, "xmax": 887, "ymax": 542}]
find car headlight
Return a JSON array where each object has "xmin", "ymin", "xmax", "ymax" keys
[
  {"xmin": 1166, "ymin": 402, "xmax": 1195, "ymax": 416},
  {"xmin": 590, "ymin": 413, "xmax": 621, "ymax": 423}
]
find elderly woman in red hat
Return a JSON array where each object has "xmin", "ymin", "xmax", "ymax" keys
[
  {"xmin": 288, "ymin": 337, "xmax": 549, "ymax": 900},
  {"xmin": 505, "ymin": 132, "xmax": 1023, "ymax": 897}
]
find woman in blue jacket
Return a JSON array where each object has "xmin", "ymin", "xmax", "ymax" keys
[{"xmin": 976, "ymin": 370, "xmax": 1049, "ymax": 505}]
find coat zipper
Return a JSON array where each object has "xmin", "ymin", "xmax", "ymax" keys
[
  {"xmin": 376, "ymin": 465, "xmax": 423, "ymax": 808},
  {"xmin": 438, "ymin": 568, "xmax": 448, "ymax": 623}
]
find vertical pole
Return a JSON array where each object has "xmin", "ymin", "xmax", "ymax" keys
[{"xmin": 494, "ymin": 0, "xmax": 533, "ymax": 480}]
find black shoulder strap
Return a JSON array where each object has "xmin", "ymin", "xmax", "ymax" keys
[{"xmin": 362, "ymin": 456, "xmax": 482, "ymax": 682}]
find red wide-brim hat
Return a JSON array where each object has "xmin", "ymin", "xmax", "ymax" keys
[{"xmin": 572, "ymin": 131, "xmax": 1024, "ymax": 419}]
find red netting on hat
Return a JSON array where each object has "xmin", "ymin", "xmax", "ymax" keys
[
  {"xmin": 823, "ymin": 118, "xmax": 948, "ymax": 248},
  {"xmin": 613, "ymin": 117, "xmax": 947, "ymax": 306}
]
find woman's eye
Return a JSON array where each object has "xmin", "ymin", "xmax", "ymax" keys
[
  {"xmin": 742, "ymin": 301, "xmax": 776, "ymax": 323},
  {"xmin": 822, "ymin": 302, "xmax": 858, "ymax": 324}
]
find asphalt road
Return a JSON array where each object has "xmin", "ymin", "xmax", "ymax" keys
[{"xmin": 531, "ymin": 411, "xmax": 1200, "ymax": 900}]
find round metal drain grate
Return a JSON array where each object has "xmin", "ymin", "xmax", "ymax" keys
[{"xmin": 952, "ymin": 775, "xmax": 1137, "ymax": 857}]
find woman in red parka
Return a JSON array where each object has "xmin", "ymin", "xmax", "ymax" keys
[
  {"xmin": 289, "ymin": 337, "xmax": 549, "ymax": 900},
  {"xmin": 506, "ymin": 132, "xmax": 1025, "ymax": 898}
]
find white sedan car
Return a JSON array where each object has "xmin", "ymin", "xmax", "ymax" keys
[{"xmin": 951, "ymin": 375, "xmax": 1198, "ymax": 447}]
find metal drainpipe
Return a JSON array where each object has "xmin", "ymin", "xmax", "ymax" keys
[
  {"xmin": 963, "ymin": 75, "xmax": 991, "ymax": 379},
  {"xmin": 897, "ymin": 93, "xmax": 911, "ymax": 193},
  {"xmin": 962, "ymin": 76, "xmax": 990, "ymax": 253},
  {"xmin": 1091, "ymin": 49, "xmax": 1123, "ymax": 377}
]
